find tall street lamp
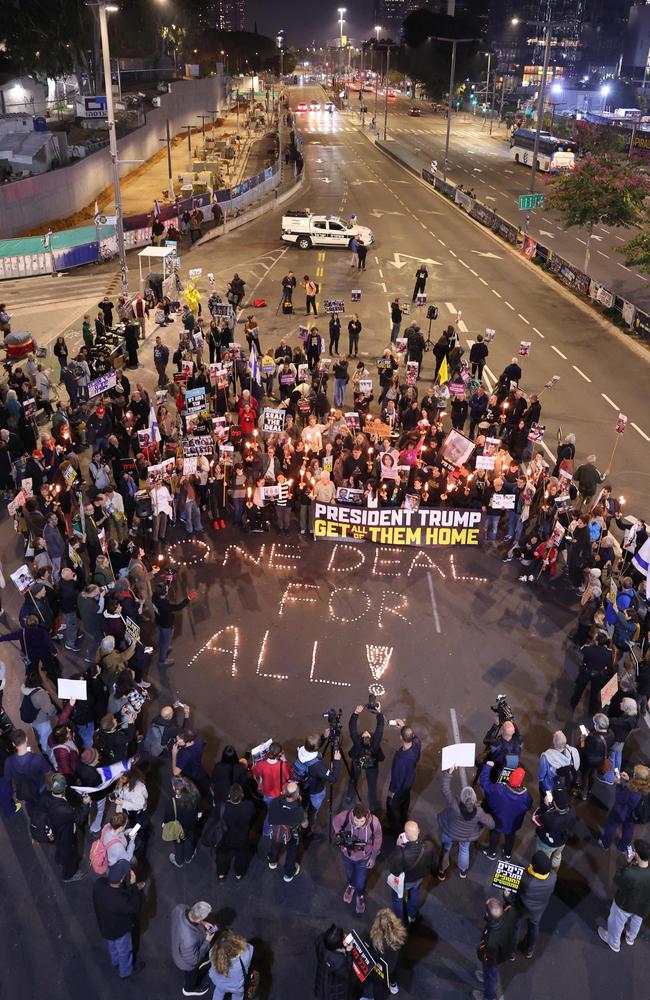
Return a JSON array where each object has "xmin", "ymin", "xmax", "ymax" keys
[
  {"xmin": 338, "ymin": 8, "xmax": 346, "ymax": 88},
  {"xmin": 549, "ymin": 81, "xmax": 562, "ymax": 126},
  {"xmin": 518, "ymin": 11, "xmax": 553, "ymax": 237},
  {"xmin": 373, "ymin": 26, "xmax": 382, "ymax": 127},
  {"xmin": 430, "ymin": 36, "xmax": 479, "ymax": 180},
  {"xmin": 88, "ymin": 0, "xmax": 128, "ymax": 292}
]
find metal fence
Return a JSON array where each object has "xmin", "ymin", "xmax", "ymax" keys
[{"xmin": 0, "ymin": 160, "xmax": 280, "ymax": 281}]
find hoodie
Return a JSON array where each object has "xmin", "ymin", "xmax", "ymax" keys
[
  {"xmin": 332, "ymin": 809, "xmax": 382, "ymax": 863},
  {"xmin": 479, "ymin": 764, "xmax": 533, "ymax": 834},
  {"xmin": 538, "ymin": 745, "xmax": 580, "ymax": 794},
  {"xmin": 20, "ymin": 682, "xmax": 56, "ymax": 725},
  {"xmin": 296, "ymin": 745, "xmax": 340, "ymax": 795},
  {"xmin": 438, "ymin": 771, "xmax": 494, "ymax": 842}
]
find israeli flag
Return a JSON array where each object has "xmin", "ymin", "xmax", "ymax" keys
[
  {"xmin": 148, "ymin": 404, "xmax": 160, "ymax": 444},
  {"xmin": 632, "ymin": 537, "xmax": 650, "ymax": 577},
  {"xmin": 249, "ymin": 343, "xmax": 261, "ymax": 386}
]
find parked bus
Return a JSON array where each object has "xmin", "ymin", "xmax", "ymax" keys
[{"xmin": 509, "ymin": 128, "xmax": 576, "ymax": 172}]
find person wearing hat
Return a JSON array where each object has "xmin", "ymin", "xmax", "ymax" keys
[
  {"xmin": 534, "ymin": 786, "xmax": 577, "ymax": 872},
  {"xmin": 170, "ymin": 900, "xmax": 217, "ymax": 996},
  {"xmin": 19, "ymin": 582, "xmax": 55, "ymax": 633},
  {"xmin": 479, "ymin": 761, "xmax": 533, "ymax": 861},
  {"xmin": 92, "ymin": 858, "xmax": 144, "ymax": 978},
  {"xmin": 509, "ymin": 851, "xmax": 557, "ymax": 958},
  {"xmin": 45, "ymin": 771, "xmax": 91, "ymax": 882}
]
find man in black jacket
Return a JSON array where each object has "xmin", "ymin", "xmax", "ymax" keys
[
  {"xmin": 346, "ymin": 704, "xmax": 385, "ymax": 812},
  {"xmin": 153, "ymin": 582, "xmax": 194, "ymax": 668},
  {"xmin": 469, "ymin": 335, "xmax": 489, "ymax": 381},
  {"xmin": 534, "ymin": 787, "xmax": 576, "ymax": 871},
  {"xmin": 389, "ymin": 820, "xmax": 434, "ymax": 925},
  {"xmin": 153, "ymin": 337, "xmax": 170, "ymax": 387},
  {"xmin": 473, "ymin": 898, "xmax": 518, "ymax": 1000},
  {"xmin": 412, "ymin": 264, "xmax": 428, "ymax": 302},
  {"xmin": 46, "ymin": 772, "xmax": 90, "ymax": 882},
  {"xmin": 509, "ymin": 851, "xmax": 557, "ymax": 958},
  {"xmin": 267, "ymin": 781, "xmax": 308, "ymax": 882},
  {"xmin": 93, "ymin": 859, "xmax": 144, "ymax": 978},
  {"xmin": 571, "ymin": 631, "xmax": 612, "ymax": 714}
]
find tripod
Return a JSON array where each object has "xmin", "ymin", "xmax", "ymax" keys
[
  {"xmin": 322, "ymin": 732, "xmax": 360, "ymax": 844},
  {"xmin": 276, "ymin": 293, "xmax": 293, "ymax": 316},
  {"xmin": 423, "ymin": 313, "xmax": 435, "ymax": 352}
]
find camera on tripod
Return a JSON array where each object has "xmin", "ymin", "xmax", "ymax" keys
[{"xmin": 322, "ymin": 708, "xmax": 343, "ymax": 750}]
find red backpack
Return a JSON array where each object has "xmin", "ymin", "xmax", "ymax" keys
[{"xmin": 90, "ymin": 825, "xmax": 123, "ymax": 875}]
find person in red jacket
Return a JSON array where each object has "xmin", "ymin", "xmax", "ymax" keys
[
  {"xmin": 252, "ymin": 742, "xmax": 291, "ymax": 836},
  {"xmin": 239, "ymin": 403, "xmax": 257, "ymax": 436},
  {"xmin": 48, "ymin": 700, "xmax": 79, "ymax": 778}
]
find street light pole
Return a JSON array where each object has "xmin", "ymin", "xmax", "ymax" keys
[
  {"xmin": 524, "ymin": 14, "xmax": 553, "ymax": 236},
  {"xmin": 383, "ymin": 45, "xmax": 391, "ymax": 140},
  {"xmin": 159, "ymin": 118, "xmax": 174, "ymax": 199},
  {"xmin": 97, "ymin": 1, "xmax": 127, "ymax": 292},
  {"xmin": 483, "ymin": 51, "xmax": 491, "ymax": 127},
  {"xmin": 182, "ymin": 124, "xmax": 193, "ymax": 171},
  {"xmin": 443, "ymin": 40, "xmax": 457, "ymax": 180}
]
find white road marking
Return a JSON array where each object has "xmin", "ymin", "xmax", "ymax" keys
[
  {"xmin": 427, "ymin": 573, "xmax": 441, "ymax": 634},
  {"xmin": 518, "ymin": 314, "xmax": 530, "ymax": 325},
  {"xmin": 505, "ymin": 301, "xmax": 515, "ymax": 311},
  {"xmin": 479, "ymin": 277, "xmax": 488, "ymax": 286},
  {"xmin": 469, "ymin": 269, "xmax": 478, "ymax": 276},
  {"xmin": 492, "ymin": 290, "xmax": 502, "ymax": 298},
  {"xmin": 378, "ymin": 268, "xmax": 384, "ymax": 278},
  {"xmin": 576, "ymin": 238, "xmax": 586, "ymax": 245},
  {"xmin": 458, "ymin": 320, "xmax": 468, "ymax": 333},
  {"xmin": 631, "ymin": 423, "xmax": 650, "ymax": 442},
  {"xmin": 533, "ymin": 327, "xmax": 544, "ymax": 339},
  {"xmin": 597, "ymin": 251, "xmax": 609, "ymax": 259},
  {"xmin": 572, "ymin": 366, "xmax": 591, "ymax": 382},
  {"xmin": 539, "ymin": 440, "xmax": 556, "ymax": 462},
  {"xmin": 551, "ymin": 345, "xmax": 567, "ymax": 359},
  {"xmin": 601, "ymin": 393, "xmax": 620, "ymax": 409},
  {"xmin": 618, "ymin": 263, "xmax": 632, "ymax": 272},
  {"xmin": 449, "ymin": 250, "xmax": 457, "ymax": 258},
  {"xmin": 445, "ymin": 302, "xmax": 457, "ymax": 313},
  {"xmin": 380, "ymin": 282, "xmax": 387, "ymax": 292}
]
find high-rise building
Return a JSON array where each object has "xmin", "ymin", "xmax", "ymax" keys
[
  {"xmin": 488, "ymin": 0, "xmax": 632, "ymax": 82},
  {"xmin": 206, "ymin": 0, "xmax": 246, "ymax": 32},
  {"xmin": 622, "ymin": 2, "xmax": 650, "ymax": 82},
  {"xmin": 373, "ymin": 0, "xmax": 408, "ymax": 37}
]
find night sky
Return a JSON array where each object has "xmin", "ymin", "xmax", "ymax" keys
[{"xmin": 247, "ymin": 0, "xmax": 374, "ymax": 46}]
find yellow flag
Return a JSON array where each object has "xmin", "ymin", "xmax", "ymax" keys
[{"xmin": 438, "ymin": 355, "xmax": 449, "ymax": 384}]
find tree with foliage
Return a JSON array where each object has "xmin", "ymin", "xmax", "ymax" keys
[
  {"xmin": 547, "ymin": 155, "xmax": 650, "ymax": 272},
  {"xmin": 401, "ymin": 9, "xmax": 480, "ymax": 100},
  {"xmin": 574, "ymin": 120, "xmax": 627, "ymax": 158},
  {"xmin": 620, "ymin": 231, "xmax": 650, "ymax": 276}
]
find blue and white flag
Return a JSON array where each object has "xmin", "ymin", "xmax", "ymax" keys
[
  {"xmin": 249, "ymin": 343, "xmax": 261, "ymax": 386},
  {"xmin": 632, "ymin": 537, "xmax": 650, "ymax": 577},
  {"xmin": 154, "ymin": 198, "xmax": 161, "ymax": 218},
  {"xmin": 148, "ymin": 404, "xmax": 160, "ymax": 445}
]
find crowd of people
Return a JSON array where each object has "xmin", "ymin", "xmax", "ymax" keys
[{"xmin": 0, "ymin": 261, "xmax": 648, "ymax": 1000}]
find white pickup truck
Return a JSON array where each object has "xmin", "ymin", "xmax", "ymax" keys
[{"xmin": 281, "ymin": 211, "xmax": 374, "ymax": 250}]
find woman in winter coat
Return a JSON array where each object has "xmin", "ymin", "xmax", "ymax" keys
[
  {"xmin": 209, "ymin": 929, "xmax": 253, "ymax": 1000},
  {"xmin": 165, "ymin": 776, "xmax": 202, "ymax": 868},
  {"xmin": 314, "ymin": 924, "xmax": 353, "ymax": 1000},
  {"xmin": 598, "ymin": 764, "xmax": 650, "ymax": 852},
  {"xmin": 437, "ymin": 766, "xmax": 495, "ymax": 878}
]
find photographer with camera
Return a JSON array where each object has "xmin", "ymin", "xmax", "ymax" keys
[
  {"xmin": 293, "ymin": 729, "xmax": 341, "ymax": 832},
  {"xmin": 386, "ymin": 720, "xmax": 421, "ymax": 835},
  {"xmin": 346, "ymin": 703, "xmax": 385, "ymax": 813},
  {"xmin": 479, "ymin": 696, "xmax": 523, "ymax": 782},
  {"xmin": 332, "ymin": 803, "xmax": 382, "ymax": 915}
]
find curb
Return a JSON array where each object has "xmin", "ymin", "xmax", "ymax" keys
[{"xmin": 197, "ymin": 170, "xmax": 305, "ymax": 248}]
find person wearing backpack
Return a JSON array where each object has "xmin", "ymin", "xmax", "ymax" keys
[
  {"xmin": 267, "ymin": 781, "xmax": 308, "ymax": 882},
  {"xmin": 388, "ymin": 820, "xmax": 435, "ymax": 925},
  {"xmin": 45, "ymin": 772, "xmax": 91, "ymax": 882},
  {"xmin": 19, "ymin": 672, "xmax": 57, "ymax": 754},
  {"xmin": 252, "ymin": 741, "xmax": 290, "ymax": 836},
  {"xmin": 215, "ymin": 783, "xmax": 256, "ymax": 881},
  {"xmin": 92, "ymin": 858, "xmax": 144, "ymax": 979},
  {"xmin": 332, "ymin": 804, "xmax": 383, "ymax": 915},
  {"xmin": 598, "ymin": 765, "xmax": 650, "ymax": 854},
  {"xmin": 302, "ymin": 275, "xmax": 318, "ymax": 316},
  {"xmin": 4, "ymin": 729, "xmax": 51, "ymax": 811},
  {"xmin": 92, "ymin": 812, "xmax": 136, "ymax": 876},
  {"xmin": 538, "ymin": 731, "xmax": 580, "ymax": 799},
  {"xmin": 293, "ymin": 734, "xmax": 341, "ymax": 831}
]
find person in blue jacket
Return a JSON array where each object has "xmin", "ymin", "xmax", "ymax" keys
[
  {"xmin": 479, "ymin": 762, "xmax": 533, "ymax": 860},
  {"xmin": 387, "ymin": 720, "xmax": 421, "ymax": 834}
]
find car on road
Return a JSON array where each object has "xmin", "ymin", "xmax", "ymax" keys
[
  {"xmin": 309, "ymin": 101, "xmax": 321, "ymax": 111},
  {"xmin": 281, "ymin": 211, "xmax": 374, "ymax": 250},
  {"xmin": 296, "ymin": 102, "xmax": 308, "ymax": 112},
  {"xmin": 409, "ymin": 105, "xmax": 422, "ymax": 116}
]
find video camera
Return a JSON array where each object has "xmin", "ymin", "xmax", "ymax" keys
[
  {"xmin": 322, "ymin": 708, "xmax": 343, "ymax": 750},
  {"xmin": 335, "ymin": 827, "xmax": 366, "ymax": 852},
  {"xmin": 483, "ymin": 694, "xmax": 515, "ymax": 748}
]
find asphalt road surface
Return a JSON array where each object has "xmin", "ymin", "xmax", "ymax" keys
[
  {"xmin": 0, "ymin": 83, "xmax": 649, "ymax": 1000},
  {"xmin": 366, "ymin": 95, "xmax": 650, "ymax": 311}
]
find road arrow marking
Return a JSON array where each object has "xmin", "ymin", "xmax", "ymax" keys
[
  {"xmin": 591, "ymin": 235, "xmax": 603, "ymax": 242},
  {"xmin": 388, "ymin": 252, "xmax": 442, "ymax": 270},
  {"xmin": 539, "ymin": 230, "xmax": 555, "ymax": 239},
  {"xmin": 351, "ymin": 179, "xmax": 379, "ymax": 185},
  {"xmin": 369, "ymin": 209, "xmax": 404, "ymax": 219},
  {"xmin": 316, "ymin": 177, "xmax": 332, "ymax": 183},
  {"xmin": 470, "ymin": 251, "xmax": 502, "ymax": 259}
]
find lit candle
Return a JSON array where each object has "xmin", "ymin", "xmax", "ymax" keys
[{"xmin": 619, "ymin": 496, "xmax": 626, "ymax": 504}]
